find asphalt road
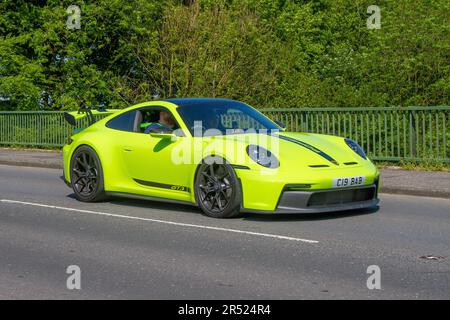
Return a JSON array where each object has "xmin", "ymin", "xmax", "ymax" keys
[{"xmin": 0, "ymin": 164, "xmax": 449, "ymax": 299}]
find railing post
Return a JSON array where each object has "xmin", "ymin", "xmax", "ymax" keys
[{"xmin": 409, "ymin": 110, "xmax": 417, "ymax": 158}]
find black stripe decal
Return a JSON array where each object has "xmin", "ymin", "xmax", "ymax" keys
[
  {"xmin": 274, "ymin": 134, "xmax": 339, "ymax": 165},
  {"xmin": 133, "ymin": 178, "xmax": 190, "ymax": 193}
]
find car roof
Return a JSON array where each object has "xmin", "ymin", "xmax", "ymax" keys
[{"xmin": 164, "ymin": 98, "xmax": 238, "ymax": 107}]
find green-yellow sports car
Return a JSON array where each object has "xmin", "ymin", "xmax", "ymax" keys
[{"xmin": 62, "ymin": 98, "xmax": 380, "ymax": 218}]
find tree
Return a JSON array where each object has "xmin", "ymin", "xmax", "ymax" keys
[
  {"xmin": 0, "ymin": 0, "xmax": 448, "ymax": 110},
  {"xmin": 0, "ymin": 0, "xmax": 164, "ymax": 110}
]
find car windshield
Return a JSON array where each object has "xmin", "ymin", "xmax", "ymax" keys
[{"xmin": 176, "ymin": 100, "xmax": 279, "ymax": 136}]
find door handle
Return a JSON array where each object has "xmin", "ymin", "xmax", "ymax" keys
[{"xmin": 123, "ymin": 147, "xmax": 133, "ymax": 152}]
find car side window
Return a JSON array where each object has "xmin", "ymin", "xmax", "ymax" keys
[
  {"xmin": 106, "ymin": 110, "xmax": 137, "ymax": 132},
  {"xmin": 135, "ymin": 107, "xmax": 182, "ymax": 134},
  {"xmin": 138, "ymin": 109, "xmax": 163, "ymax": 133}
]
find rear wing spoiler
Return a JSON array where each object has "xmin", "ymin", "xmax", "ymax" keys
[{"xmin": 63, "ymin": 106, "xmax": 120, "ymax": 131}]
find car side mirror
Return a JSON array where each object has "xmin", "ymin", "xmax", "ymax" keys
[
  {"xmin": 147, "ymin": 125, "xmax": 176, "ymax": 139},
  {"xmin": 149, "ymin": 132, "xmax": 178, "ymax": 141}
]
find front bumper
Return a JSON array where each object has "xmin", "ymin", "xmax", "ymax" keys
[
  {"xmin": 242, "ymin": 184, "xmax": 379, "ymax": 214},
  {"xmin": 275, "ymin": 184, "xmax": 379, "ymax": 213},
  {"xmin": 236, "ymin": 163, "xmax": 380, "ymax": 212}
]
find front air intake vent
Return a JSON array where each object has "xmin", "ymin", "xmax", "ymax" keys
[{"xmin": 307, "ymin": 187, "xmax": 375, "ymax": 207}]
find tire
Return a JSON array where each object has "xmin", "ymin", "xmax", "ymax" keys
[
  {"xmin": 194, "ymin": 156, "xmax": 242, "ymax": 218},
  {"xmin": 70, "ymin": 145, "xmax": 106, "ymax": 202}
]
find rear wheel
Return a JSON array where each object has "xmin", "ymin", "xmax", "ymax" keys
[
  {"xmin": 70, "ymin": 145, "xmax": 105, "ymax": 202},
  {"xmin": 194, "ymin": 156, "xmax": 242, "ymax": 218}
]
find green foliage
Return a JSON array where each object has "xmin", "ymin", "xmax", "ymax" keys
[
  {"xmin": 0, "ymin": 0, "xmax": 449, "ymax": 110},
  {"xmin": 0, "ymin": 0, "xmax": 164, "ymax": 110}
]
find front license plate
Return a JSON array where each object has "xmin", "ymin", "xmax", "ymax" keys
[{"xmin": 332, "ymin": 175, "xmax": 366, "ymax": 188}]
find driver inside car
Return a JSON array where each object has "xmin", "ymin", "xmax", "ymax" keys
[{"xmin": 140, "ymin": 110, "xmax": 176, "ymax": 134}]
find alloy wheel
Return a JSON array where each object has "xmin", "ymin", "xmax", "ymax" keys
[
  {"xmin": 72, "ymin": 151, "xmax": 99, "ymax": 196},
  {"xmin": 197, "ymin": 163, "xmax": 233, "ymax": 213}
]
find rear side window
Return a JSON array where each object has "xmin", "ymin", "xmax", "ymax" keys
[{"xmin": 106, "ymin": 110, "xmax": 137, "ymax": 132}]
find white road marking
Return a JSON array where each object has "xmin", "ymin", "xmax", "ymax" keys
[{"xmin": 0, "ymin": 199, "xmax": 319, "ymax": 244}]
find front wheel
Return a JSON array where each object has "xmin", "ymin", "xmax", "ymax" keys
[
  {"xmin": 70, "ymin": 145, "xmax": 106, "ymax": 202},
  {"xmin": 194, "ymin": 157, "xmax": 242, "ymax": 218}
]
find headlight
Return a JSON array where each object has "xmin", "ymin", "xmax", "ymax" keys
[
  {"xmin": 345, "ymin": 138, "xmax": 366, "ymax": 159},
  {"xmin": 246, "ymin": 145, "xmax": 280, "ymax": 168}
]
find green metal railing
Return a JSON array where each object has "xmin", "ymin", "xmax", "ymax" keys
[
  {"xmin": 262, "ymin": 106, "xmax": 449, "ymax": 163},
  {"xmin": 0, "ymin": 111, "xmax": 104, "ymax": 148},
  {"xmin": 0, "ymin": 106, "xmax": 449, "ymax": 163}
]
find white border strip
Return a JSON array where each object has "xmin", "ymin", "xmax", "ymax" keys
[{"xmin": 0, "ymin": 199, "xmax": 319, "ymax": 244}]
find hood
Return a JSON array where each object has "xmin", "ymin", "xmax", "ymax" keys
[
  {"xmin": 276, "ymin": 132, "xmax": 364, "ymax": 168},
  {"xmin": 206, "ymin": 131, "xmax": 366, "ymax": 169}
]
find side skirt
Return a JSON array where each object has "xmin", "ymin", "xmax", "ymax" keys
[{"xmin": 105, "ymin": 191, "xmax": 197, "ymax": 207}]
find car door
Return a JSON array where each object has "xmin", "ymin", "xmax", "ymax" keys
[{"xmin": 121, "ymin": 106, "xmax": 194, "ymax": 201}]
